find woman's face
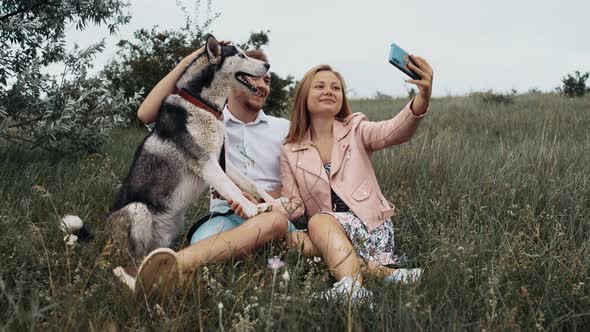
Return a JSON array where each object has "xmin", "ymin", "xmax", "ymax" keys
[{"xmin": 306, "ymin": 71, "xmax": 343, "ymax": 117}]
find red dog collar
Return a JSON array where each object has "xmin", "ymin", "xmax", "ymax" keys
[{"xmin": 177, "ymin": 88, "xmax": 224, "ymax": 121}]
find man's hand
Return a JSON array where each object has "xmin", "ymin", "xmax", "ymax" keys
[
  {"xmin": 267, "ymin": 187, "xmax": 282, "ymax": 199},
  {"xmin": 405, "ymin": 55, "xmax": 433, "ymax": 115},
  {"xmin": 180, "ymin": 40, "xmax": 232, "ymax": 67},
  {"xmin": 227, "ymin": 192, "xmax": 258, "ymax": 219}
]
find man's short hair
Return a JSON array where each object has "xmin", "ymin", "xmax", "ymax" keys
[{"xmin": 245, "ymin": 49, "xmax": 268, "ymax": 63}]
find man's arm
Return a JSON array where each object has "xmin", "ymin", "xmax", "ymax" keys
[
  {"xmin": 137, "ymin": 55, "xmax": 195, "ymax": 124},
  {"xmin": 137, "ymin": 41, "xmax": 230, "ymax": 124}
]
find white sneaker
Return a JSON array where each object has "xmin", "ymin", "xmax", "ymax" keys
[
  {"xmin": 135, "ymin": 248, "xmax": 180, "ymax": 304},
  {"xmin": 384, "ymin": 268, "xmax": 423, "ymax": 284},
  {"xmin": 313, "ymin": 276, "xmax": 372, "ymax": 303}
]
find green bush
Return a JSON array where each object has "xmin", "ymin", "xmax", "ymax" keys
[
  {"xmin": 558, "ymin": 70, "xmax": 589, "ymax": 97},
  {"xmin": 0, "ymin": 1, "xmax": 141, "ymax": 154},
  {"xmin": 102, "ymin": 3, "xmax": 294, "ymax": 119}
]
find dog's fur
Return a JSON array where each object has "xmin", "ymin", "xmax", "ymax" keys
[{"xmin": 105, "ymin": 36, "xmax": 274, "ymax": 266}]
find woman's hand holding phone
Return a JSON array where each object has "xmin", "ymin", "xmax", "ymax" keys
[{"xmin": 405, "ymin": 55, "xmax": 433, "ymax": 115}]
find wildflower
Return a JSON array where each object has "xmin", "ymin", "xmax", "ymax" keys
[
  {"xmin": 32, "ymin": 185, "xmax": 51, "ymax": 198},
  {"xmin": 282, "ymin": 270, "xmax": 290, "ymax": 281},
  {"xmin": 64, "ymin": 234, "xmax": 78, "ymax": 246},
  {"xmin": 218, "ymin": 302, "xmax": 225, "ymax": 332},
  {"xmin": 313, "ymin": 256, "xmax": 322, "ymax": 263},
  {"xmin": 154, "ymin": 304, "xmax": 167, "ymax": 320},
  {"xmin": 268, "ymin": 257, "xmax": 285, "ymax": 311},
  {"xmin": 31, "ymin": 185, "xmax": 47, "ymax": 193},
  {"xmin": 267, "ymin": 256, "xmax": 285, "ymax": 270}
]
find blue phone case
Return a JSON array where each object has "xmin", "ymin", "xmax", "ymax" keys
[{"xmin": 389, "ymin": 43, "xmax": 421, "ymax": 80}]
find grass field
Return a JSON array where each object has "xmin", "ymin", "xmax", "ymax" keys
[{"xmin": 1, "ymin": 93, "xmax": 589, "ymax": 330}]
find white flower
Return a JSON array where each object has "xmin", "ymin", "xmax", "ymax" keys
[
  {"xmin": 313, "ymin": 256, "xmax": 322, "ymax": 263},
  {"xmin": 281, "ymin": 270, "xmax": 290, "ymax": 281},
  {"xmin": 218, "ymin": 302, "xmax": 224, "ymax": 310},
  {"xmin": 64, "ymin": 234, "xmax": 78, "ymax": 246}
]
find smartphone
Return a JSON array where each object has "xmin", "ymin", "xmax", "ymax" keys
[{"xmin": 389, "ymin": 43, "xmax": 421, "ymax": 80}]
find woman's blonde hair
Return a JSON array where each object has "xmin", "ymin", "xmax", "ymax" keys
[{"xmin": 285, "ymin": 65, "xmax": 352, "ymax": 143}]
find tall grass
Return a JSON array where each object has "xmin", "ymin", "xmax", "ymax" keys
[{"xmin": 1, "ymin": 94, "xmax": 589, "ymax": 330}]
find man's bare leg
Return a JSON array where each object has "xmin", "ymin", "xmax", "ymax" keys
[{"xmin": 177, "ymin": 211, "xmax": 288, "ymax": 275}]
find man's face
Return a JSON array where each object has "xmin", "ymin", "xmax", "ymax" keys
[{"xmin": 231, "ymin": 73, "xmax": 271, "ymax": 112}]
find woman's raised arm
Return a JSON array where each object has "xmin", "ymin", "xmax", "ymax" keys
[{"xmin": 357, "ymin": 54, "xmax": 434, "ymax": 151}]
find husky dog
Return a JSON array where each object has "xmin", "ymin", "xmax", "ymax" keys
[{"xmin": 106, "ymin": 35, "xmax": 274, "ymax": 266}]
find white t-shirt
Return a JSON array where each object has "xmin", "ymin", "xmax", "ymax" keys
[{"xmin": 210, "ymin": 106, "xmax": 290, "ymax": 213}]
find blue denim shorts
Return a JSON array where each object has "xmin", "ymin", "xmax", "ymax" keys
[{"xmin": 189, "ymin": 212, "xmax": 298, "ymax": 245}]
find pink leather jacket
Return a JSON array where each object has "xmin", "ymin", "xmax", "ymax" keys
[{"xmin": 272, "ymin": 100, "xmax": 427, "ymax": 231}]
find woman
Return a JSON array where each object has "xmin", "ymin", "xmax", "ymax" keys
[
  {"xmin": 135, "ymin": 56, "xmax": 433, "ymax": 303},
  {"xmin": 271, "ymin": 58, "xmax": 432, "ymax": 299}
]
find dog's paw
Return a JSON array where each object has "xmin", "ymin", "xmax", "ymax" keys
[
  {"xmin": 257, "ymin": 203, "xmax": 271, "ymax": 213},
  {"xmin": 241, "ymin": 202, "xmax": 260, "ymax": 218},
  {"xmin": 259, "ymin": 192, "xmax": 275, "ymax": 204}
]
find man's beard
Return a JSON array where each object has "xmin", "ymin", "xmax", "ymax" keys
[{"xmin": 245, "ymin": 97, "xmax": 266, "ymax": 112}]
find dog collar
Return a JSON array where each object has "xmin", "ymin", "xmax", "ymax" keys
[{"xmin": 177, "ymin": 88, "xmax": 224, "ymax": 121}]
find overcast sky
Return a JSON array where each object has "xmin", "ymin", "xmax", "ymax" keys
[{"xmin": 65, "ymin": 0, "xmax": 590, "ymax": 98}]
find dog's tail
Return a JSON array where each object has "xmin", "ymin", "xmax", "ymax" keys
[{"xmin": 61, "ymin": 215, "xmax": 94, "ymax": 242}]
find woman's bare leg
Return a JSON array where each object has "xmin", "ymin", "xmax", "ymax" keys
[
  {"xmin": 286, "ymin": 231, "xmax": 319, "ymax": 257},
  {"xmin": 307, "ymin": 214, "xmax": 362, "ymax": 281},
  {"xmin": 176, "ymin": 211, "xmax": 288, "ymax": 275},
  {"xmin": 362, "ymin": 260, "xmax": 395, "ymax": 278}
]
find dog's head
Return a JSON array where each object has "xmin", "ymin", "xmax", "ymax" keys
[{"xmin": 176, "ymin": 35, "xmax": 270, "ymax": 109}]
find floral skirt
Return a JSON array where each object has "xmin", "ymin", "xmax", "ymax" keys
[{"xmin": 320, "ymin": 211, "xmax": 401, "ymax": 266}]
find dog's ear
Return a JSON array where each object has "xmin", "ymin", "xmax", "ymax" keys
[{"xmin": 206, "ymin": 35, "xmax": 221, "ymax": 65}]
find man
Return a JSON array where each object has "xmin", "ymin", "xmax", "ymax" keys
[
  {"xmin": 137, "ymin": 46, "xmax": 300, "ymax": 252},
  {"xmin": 185, "ymin": 49, "xmax": 300, "ymax": 244}
]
